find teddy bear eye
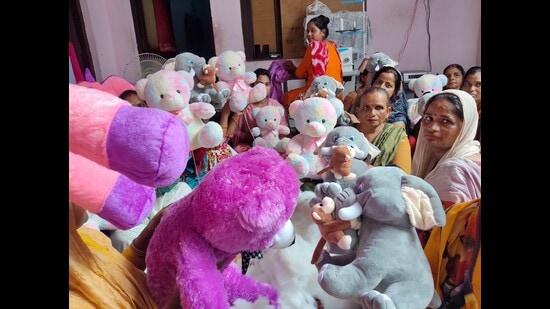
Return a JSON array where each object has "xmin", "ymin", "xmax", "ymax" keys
[
  {"xmin": 332, "ymin": 135, "xmax": 338, "ymax": 142},
  {"xmin": 160, "ymin": 94, "xmax": 164, "ymax": 99},
  {"xmin": 264, "ymin": 119, "xmax": 268, "ymax": 122},
  {"xmin": 349, "ymin": 136, "xmax": 355, "ymax": 141},
  {"xmin": 177, "ymin": 90, "xmax": 181, "ymax": 93},
  {"xmin": 321, "ymin": 119, "xmax": 326, "ymax": 123},
  {"xmin": 306, "ymin": 119, "xmax": 310, "ymax": 123}
]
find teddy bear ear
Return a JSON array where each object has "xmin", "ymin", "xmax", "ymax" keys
[
  {"xmin": 437, "ymin": 74, "xmax": 448, "ymax": 87},
  {"xmin": 334, "ymin": 80, "xmax": 345, "ymax": 96},
  {"xmin": 408, "ymin": 79, "xmax": 417, "ymax": 91},
  {"xmin": 135, "ymin": 78, "xmax": 148, "ymax": 100},
  {"xmin": 207, "ymin": 56, "xmax": 218, "ymax": 67},
  {"xmin": 288, "ymin": 100, "xmax": 303, "ymax": 118}
]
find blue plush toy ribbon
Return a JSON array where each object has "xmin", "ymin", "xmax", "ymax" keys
[{"xmin": 240, "ymin": 250, "xmax": 263, "ymax": 274}]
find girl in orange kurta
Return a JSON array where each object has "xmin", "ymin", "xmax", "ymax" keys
[{"xmin": 281, "ymin": 15, "xmax": 343, "ymax": 109}]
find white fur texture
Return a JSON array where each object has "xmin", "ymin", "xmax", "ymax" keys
[{"xmin": 245, "ymin": 191, "xmax": 361, "ymax": 309}]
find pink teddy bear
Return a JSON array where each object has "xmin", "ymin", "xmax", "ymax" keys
[{"xmin": 251, "ymin": 105, "xmax": 291, "ymax": 153}]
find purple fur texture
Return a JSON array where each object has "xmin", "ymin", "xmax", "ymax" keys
[
  {"xmin": 145, "ymin": 146, "xmax": 300, "ymax": 308},
  {"xmin": 98, "ymin": 174, "xmax": 156, "ymax": 229},
  {"xmin": 223, "ymin": 263, "xmax": 279, "ymax": 307},
  {"xmin": 106, "ymin": 105, "xmax": 189, "ymax": 187}
]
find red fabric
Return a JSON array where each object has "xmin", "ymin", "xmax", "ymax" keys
[
  {"xmin": 310, "ymin": 41, "xmax": 328, "ymax": 79},
  {"xmin": 152, "ymin": 0, "xmax": 176, "ymax": 53},
  {"xmin": 69, "ymin": 41, "xmax": 85, "ymax": 83}
]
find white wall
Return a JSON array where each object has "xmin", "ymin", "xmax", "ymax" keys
[
  {"xmin": 79, "ymin": 0, "xmax": 480, "ymax": 81},
  {"xmin": 79, "ymin": 0, "xmax": 139, "ymax": 81}
]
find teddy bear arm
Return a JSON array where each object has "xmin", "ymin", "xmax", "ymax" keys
[
  {"xmin": 188, "ymin": 102, "xmax": 216, "ymax": 119},
  {"xmin": 277, "ymin": 125, "xmax": 290, "ymax": 136},
  {"xmin": 169, "ymin": 243, "xmax": 231, "ymax": 308},
  {"xmin": 286, "ymin": 136, "xmax": 304, "ymax": 154},
  {"xmin": 222, "ymin": 264, "xmax": 279, "ymax": 307}
]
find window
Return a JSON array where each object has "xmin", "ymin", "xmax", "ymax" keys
[{"xmin": 240, "ymin": 0, "xmax": 282, "ymax": 60}]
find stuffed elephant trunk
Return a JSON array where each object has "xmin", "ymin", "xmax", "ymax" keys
[{"xmin": 333, "ymin": 137, "xmax": 365, "ymax": 159}]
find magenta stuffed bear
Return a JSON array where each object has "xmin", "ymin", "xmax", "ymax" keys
[{"xmin": 145, "ymin": 147, "xmax": 301, "ymax": 309}]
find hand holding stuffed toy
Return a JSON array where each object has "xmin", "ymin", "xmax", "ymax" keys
[
  {"xmin": 314, "ymin": 167, "xmax": 446, "ymax": 309},
  {"xmin": 309, "ymin": 196, "xmax": 360, "ymax": 264},
  {"xmin": 145, "ymin": 147, "xmax": 301, "ymax": 309}
]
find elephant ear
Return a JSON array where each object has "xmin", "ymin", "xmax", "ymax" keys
[{"xmin": 400, "ymin": 175, "xmax": 446, "ymax": 230}]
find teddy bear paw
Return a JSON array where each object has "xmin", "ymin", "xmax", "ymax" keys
[
  {"xmin": 196, "ymin": 93, "xmax": 212, "ymax": 103},
  {"xmin": 286, "ymin": 153, "xmax": 308, "ymax": 178},
  {"xmin": 360, "ymin": 291, "xmax": 395, "ymax": 309}
]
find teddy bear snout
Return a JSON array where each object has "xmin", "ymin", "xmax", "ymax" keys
[
  {"xmin": 265, "ymin": 121, "xmax": 278, "ymax": 130},
  {"xmin": 161, "ymin": 90, "xmax": 186, "ymax": 111},
  {"xmin": 304, "ymin": 121, "xmax": 329, "ymax": 137},
  {"xmin": 270, "ymin": 220, "xmax": 296, "ymax": 249}
]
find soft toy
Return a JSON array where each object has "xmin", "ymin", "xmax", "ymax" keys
[
  {"xmin": 69, "ymin": 83, "xmax": 190, "ymax": 307},
  {"xmin": 173, "ymin": 52, "xmax": 231, "ymax": 109},
  {"xmin": 309, "ymin": 196, "xmax": 360, "ymax": 264},
  {"xmin": 303, "ymin": 75, "xmax": 346, "ymax": 126},
  {"xmin": 285, "ymin": 97, "xmax": 340, "ymax": 179},
  {"xmin": 358, "ymin": 52, "xmax": 399, "ymax": 73},
  {"xmin": 407, "ymin": 73, "xmax": 448, "ymax": 127},
  {"xmin": 313, "ymin": 166, "xmax": 447, "ymax": 309},
  {"xmin": 69, "ymin": 83, "xmax": 190, "ymax": 229},
  {"xmin": 250, "ymin": 105, "xmax": 291, "ymax": 152},
  {"xmin": 245, "ymin": 191, "xmax": 362, "ymax": 309},
  {"xmin": 316, "ymin": 145, "xmax": 355, "ymax": 180},
  {"xmin": 316, "ymin": 126, "xmax": 379, "ymax": 189},
  {"xmin": 135, "ymin": 68, "xmax": 224, "ymax": 150},
  {"xmin": 208, "ymin": 50, "xmax": 267, "ymax": 112},
  {"xmin": 145, "ymin": 147, "xmax": 301, "ymax": 309}
]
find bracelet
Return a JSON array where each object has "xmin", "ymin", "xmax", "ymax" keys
[{"xmin": 130, "ymin": 240, "xmax": 147, "ymax": 259}]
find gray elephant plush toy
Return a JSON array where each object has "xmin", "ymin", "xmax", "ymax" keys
[
  {"xmin": 173, "ymin": 52, "xmax": 230, "ymax": 110},
  {"xmin": 314, "ymin": 166, "xmax": 446, "ymax": 309},
  {"xmin": 316, "ymin": 126, "xmax": 380, "ymax": 189}
]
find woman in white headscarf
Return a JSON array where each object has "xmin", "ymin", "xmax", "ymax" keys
[{"xmin": 411, "ymin": 89, "xmax": 481, "ymax": 211}]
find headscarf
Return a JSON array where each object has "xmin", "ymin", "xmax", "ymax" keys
[{"xmin": 411, "ymin": 89, "xmax": 480, "ymax": 179}]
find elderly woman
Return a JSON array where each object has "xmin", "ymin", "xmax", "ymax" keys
[{"xmin": 411, "ymin": 89, "xmax": 481, "ymax": 210}]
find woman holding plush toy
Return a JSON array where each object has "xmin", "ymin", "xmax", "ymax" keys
[{"xmin": 224, "ymin": 68, "xmax": 289, "ymax": 153}]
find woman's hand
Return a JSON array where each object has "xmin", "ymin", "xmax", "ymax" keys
[{"xmin": 283, "ymin": 60, "xmax": 296, "ymax": 73}]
